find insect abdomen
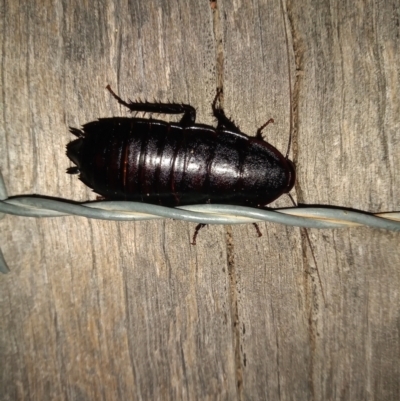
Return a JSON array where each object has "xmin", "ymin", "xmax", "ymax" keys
[{"xmin": 67, "ymin": 117, "xmax": 293, "ymax": 207}]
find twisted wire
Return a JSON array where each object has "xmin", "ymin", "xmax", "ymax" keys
[{"xmin": 0, "ymin": 171, "xmax": 399, "ymax": 274}]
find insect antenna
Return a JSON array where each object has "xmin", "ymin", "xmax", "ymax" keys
[
  {"xmin": 281, "ymin": 0, "xmax": 293, "ymax": 159},
  {"xmin": 281, "ymin": 1, "xmax": 326, "ymax": 307}
]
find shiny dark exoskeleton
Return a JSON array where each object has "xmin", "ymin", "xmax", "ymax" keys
[{"xmin": 67, "ymin": 86, "xmax": 295, "ymax": 210}]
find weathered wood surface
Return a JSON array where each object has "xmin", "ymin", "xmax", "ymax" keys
[{"xmin": 1, "ymin": 0, "xmax": 399, "ymax": 399}]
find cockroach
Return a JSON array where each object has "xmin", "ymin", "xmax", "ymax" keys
[
  {"xmin": 66, "ymin": 86, "xmax": 296, "ymax": 243},
  {"xmin": 63, "ymin": 2, "xmax": 323, "ymax": 303}
]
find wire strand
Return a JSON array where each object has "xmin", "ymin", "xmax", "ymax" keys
[{"xmin": 0, "ymin": 173, "xmax": 399, "ymax": 273}]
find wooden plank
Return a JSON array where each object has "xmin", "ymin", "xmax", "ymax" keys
[
  {"xmin": 220, "ymin": 0, "xmax": 400, "ymax": 400},
  {"xmin": 1, "ymin": 0, "xmax": 399, "ymax": 400},
  {"xmin": 220, "ymin": 1, "xmax": 311, "ymax": 398},
  {"xmin": 0, "ymin": 1, "xmax": 236, "ymax": 400},
  {"xmin": 290, "ymin": 1, "xmax": 400, "ymax": 399}
]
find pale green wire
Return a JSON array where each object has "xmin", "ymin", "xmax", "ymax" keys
[
  {"xmin": 0, "ymin": 172, "xmax": 399, "ymax": 273},
  {"xmin": 0, "ymin": 171, "xmax": 10, "ymax": 273}
]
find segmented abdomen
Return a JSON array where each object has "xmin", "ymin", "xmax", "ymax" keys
[{"xmin": 68, "ymin": 117, "xmax": 290, "ymax": 207}]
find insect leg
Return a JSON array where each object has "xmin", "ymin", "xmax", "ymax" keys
[
  {"xmin": 255, "ymin": 118, "xmax": 274, "ymax": 140},
  {"xmin": 66, "ymin": 167, "xmax": 79, "ymax": 174},
  {"xmin": 106, "ymin": 85, "xmax": 196, "ymax": 127},
  {"xmin": 191, "ymin": 223, "xmax": 207, "ymax": 245},
  {"xmin": 69, "ymin": 127, "xmax": 84, "ymax": 138},
  {"xmin": 212, "ymin": 88, "xmax": 242, "ymax": 133},
  {"xmin": 252, "ymin": 223, "xmax": 262, "ymax": 237}
]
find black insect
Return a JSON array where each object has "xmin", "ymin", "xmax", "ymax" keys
[{"xmin": 67, "ymin": 86, "xmax": 295, "ymax": 243}]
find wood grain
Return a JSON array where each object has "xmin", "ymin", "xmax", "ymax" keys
[{"xmin": 1, "ymin": 0, "xmax": 399, "ymax": 400}]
